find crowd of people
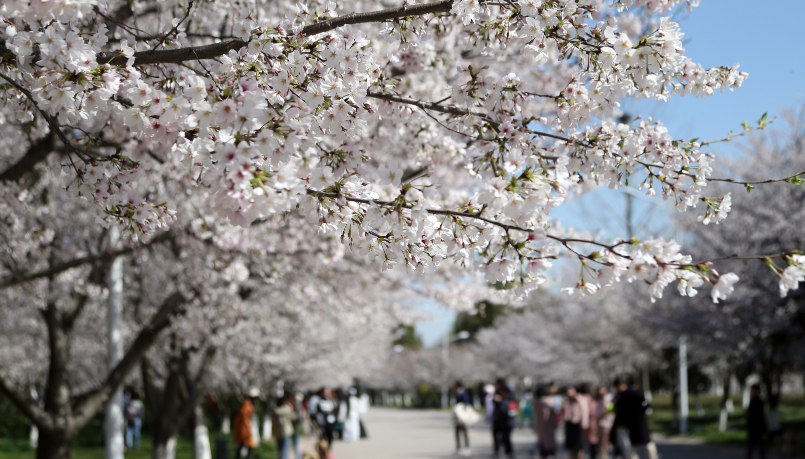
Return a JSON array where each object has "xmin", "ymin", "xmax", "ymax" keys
[
  {"xmin": 450, "ymin": 377, "xmax": 657, "ymax": 459},
  {"xmin": 233, "ymin": 386, "xmax": 370, "ymax": 459},
  {"xmin": 451, "ymin": 377, "xmax": 771, "ymax": 459}
]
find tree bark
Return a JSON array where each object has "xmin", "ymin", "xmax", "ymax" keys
[
  {"xmin": 151, "ymin": 340, "xmax": 187, "ymax": 459},
  {"xmin": 193, "ymin": 403, "xmax": 212, "ymax": 459},
  {"xmin": 150, "ymin": 345, "xmax": 216, "ymax": 459},
  {"xmin": 36, "ymin": 428, "xmax": 73, "ymax": 459},
  {"xmin": 718, "ymin": 365, "xmax": 732, "ymax": 432},
  {"xmin": 0, "ymin": 132, "xmax": 55, "ymax": 183}
]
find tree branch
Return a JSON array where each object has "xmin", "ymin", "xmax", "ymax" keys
[
  {"xmin": 98, "ymin": 0, "xmax": 454, "ymax": 66},
  {"xmin": 72, "ymin": 291, "xmax": 186, "ymax": 431},
  {"xmin": 0, "ymin": 367, "xmax": 53, "ymax": 430},
  {"xmin": 0, "ymin": 133, "xmax": 56, "ymax": 182},
  {"xmin": 300, "ymin": 0, "xmax": 453, "ymax": 36},
  {"xmin": 0, "ymin": 231, "xmax": 173, "ymax": 290}
]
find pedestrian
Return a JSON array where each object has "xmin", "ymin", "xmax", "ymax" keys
[
  {"xmin": 124, "ymin": 390, "xmax": 144, "ymax": 449},
  {"xmin": 562, "ymin": 385, "xmax": 589, "ymax": 459},
  {"xmin": 611, "ymin": 377, "xmax": 657, "ymax": 459},
  {"xmin": 358, "ymin": 389, "xmax": 371, "ymax": 440},
  {"xmin": 745, "ymin": 383, "xmax": 768, "ymax": 459},
  {"xmin": 310, "ymin": 387, "xmax": 338, "ymax": 448},
  {"xmin": 533, "ymin": 384, "xmax": 558, "ymax": 459},
  {"xmin": 342, "ymin": 388, "xmax": 362, "ymax": 442},
  {"xmin": 234, "ymin": 387, "xmax": 260, "ymax": 459},
  {"xmin": 588, "ymin": 385, "xmax": 615, "ymax": 459},
  {"xmin": 484, "ymin": 384, "xmax": 496, "ymax": 423},
  {"xmin": 452, "ymin": 381, "xmax": 475, "ymax": 456},
  {"xmin": 519, "ymin": 392, "xmax": 534, "ymax": 428},
  {"xmin": 273, "ymin": 394, "xmax": 299, "ymax": 459},
  {"xmin": 492, "ymin": 385, "xmax": 516, "ymax": 458}
]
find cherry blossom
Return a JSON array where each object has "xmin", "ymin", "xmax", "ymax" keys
[{"xmin": 0, "ymin": 0, "xmax": 800, "ymax": 316}]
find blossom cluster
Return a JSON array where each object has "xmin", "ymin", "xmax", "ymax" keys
[{"xmin": 0, "ymin": 0, "xmax": 777, "ymax": 305}]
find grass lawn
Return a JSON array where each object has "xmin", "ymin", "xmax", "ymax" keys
[
  {"xmin": 0, "ymin": 433, "xmax": 278, "ymax": 459},
  {"xmin": 647, "ymin": 393, "xmax": 805, "ymax": 452}
]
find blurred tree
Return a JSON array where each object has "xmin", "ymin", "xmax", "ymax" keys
[
  {"xmin": 453, "ymin": 300, "xmax": 509, "ymax": 339},
  {"xmin": 393, "ymin": 325, "xmax": 423, "ymax": 350}
]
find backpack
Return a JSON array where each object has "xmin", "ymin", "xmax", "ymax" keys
[{"xmin": 125, "ymin": 401, "xmax": 141, "ymax": 425}]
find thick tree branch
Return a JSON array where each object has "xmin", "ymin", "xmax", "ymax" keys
[
  {"xmin": 98, "ymin": 0, "xmax": 454, "ymax": 66},
  {"xmin": 171, "ymin": 346, "xmax": 217, "ymax": 436},
  {"xmin": 0, "ymin": 133, "xmax": 56, "ymax": 182},
  {"xmin": 72, "ymin": 291, "xmax": 186, "ymax": 431},
  {"xmin": 0, "ymin": 231, "xmax": 172, "ymax": 290},
  {"xmin": 301, "ymin": 0, "xmax": 453, "ymax": 36},
  {"xmin": 100, "ymin": 39, "xmax": 248, "ymax": 66},
  {"xmin": 0, "ymin": 367, "xmax": 53, "ymax": 430}
]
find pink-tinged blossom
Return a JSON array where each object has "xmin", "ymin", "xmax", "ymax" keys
[{"xmin": 711, "ymin": 272, "xmax": 739, "ymax": 304}]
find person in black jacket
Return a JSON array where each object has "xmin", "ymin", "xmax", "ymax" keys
[
  {"xmin": 611, "ymin": 377, "xmax": 657, "ymax": 459},
  {"xmin": 492, "ymin": 385, "xmax": 516, "ymax": 458},
  {"xmin": 745, "ymin": 384, "xmax": 767, "ymax": 459}
]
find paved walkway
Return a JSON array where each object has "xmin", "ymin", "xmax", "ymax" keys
[{"xmin": 333, "ymin": 407, "xmax": 774, "ymax": 459}]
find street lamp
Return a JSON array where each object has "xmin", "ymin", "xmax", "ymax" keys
[{"xmin": 441, "ymin": 331, "xmax": 471, "ymax": 408}]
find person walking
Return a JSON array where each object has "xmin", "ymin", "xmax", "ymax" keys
[
  {"xmin": 745, "ymin": 383, "xmax": 768, "ymax": 459},
  {"xmin": 519, "ymin": 392, "xmax": 534, "ymax": 428},
  {"xmin": 234, "ymin": 388, "xmax": 260, "ymax": 459},
  {"xmin": 342, "ymin": 388, "xmax": 362, "ymax": 442},
  {"xmin": 273, "ymin": 394, "xmax": 299, "ymax": 459},
  {"xmin": 533, "ymin": 384, "xmax": 558, "ymax": 459},
  {"xmin": 310, "ymin": 387, "xmax": 338, "ymax": 448},
  {"xmin": 452, "ymin": 381, "xmax": 476, "ymax": 456},
  {"xmin": 124, "ymin": 390, "xmax": 144, "ymax": 449},
  {"xmin": 562, "ymin": 386, "xmax": 589, "ymax": 459},
  {"xmin": 492, "ymin": 385, "xmax": 516, "ymax": 458},
  {"xmin": 611, "ymin": 377, "xmax": 657, "ymax": 459},
  {"xmin": 484, "ymin": 384, "xmax": 496, "ymax": 423},
  {"xmin": 588, "ymin": 385, "xmax": 615, "ymax": 459}
]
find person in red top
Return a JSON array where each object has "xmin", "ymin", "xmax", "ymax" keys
[{"xmin": 234, "ymin": 387, "xmax": 260, "ymax": 458}]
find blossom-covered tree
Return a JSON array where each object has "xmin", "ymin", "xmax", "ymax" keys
[
  {"xmin": 3, "ymin": 0, "xmax": 804, "ymax": 315},
  {"xmin": 644, "ymin": 106, "xmax": 805, "ymax": 434},
  {"xmin": 0, "ymin": 169, "xmax": 188, "ymax": 459}
]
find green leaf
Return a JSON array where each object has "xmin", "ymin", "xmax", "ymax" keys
[{"xmin": 744, "ymin": 184, "xmax": 755, "ymax": 193}]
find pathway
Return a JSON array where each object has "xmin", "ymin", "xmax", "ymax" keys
[{"xmin": 332, "ymin": 407, "xmax": 773, "ymax": 459}]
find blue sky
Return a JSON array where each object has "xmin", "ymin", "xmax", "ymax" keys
[{"xmin": 415, "ymin": 1, "xmax": 805, "ymax": 347}]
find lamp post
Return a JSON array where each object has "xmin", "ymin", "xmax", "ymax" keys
[{"xmin": 441, "ymin": 331, "xmax": 471, "ymax": 408}]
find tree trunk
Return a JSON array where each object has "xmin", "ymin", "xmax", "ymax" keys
[
  {"xmin": 152, "ymin": 435, "xmax": 178, "ymax": 459},
  {"xmin": 150, "ymin": 348, "xmax": 185, "ymax": 459},
  {"xmin": 105, "ymin": 226, "xmax": 125, "ymax": 459},
  {"xmin": 0, "ymin": 292, "xmax": 184, "ymax": 459},
  {"xmin": 193, "ymin": 403, "xmax": 212, "ymax": 459},
  {"xmin": 670, "ymin": 387, "xmax": 679, "ymax": 428},
  {"xmin": 261, "ymin": 404, "xmax": 272, "ymax": 442},
  {"xmin": 762, "ymin": 369, "xmax": 783, "ymax": 433},
  {"xmin": 718, "ymin": 367, "xmax": 731, "ymax": 432},
  {"xmin": 36, "ymin": 428, "xmax": 73, "ymax": 459},
  {"xmin": 250, "ymin": 411, "xmax": 261, "ymax": 446},
  {"xmin": 30, "ymin": 424, "xmax": 39, "ymax": 448}
]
